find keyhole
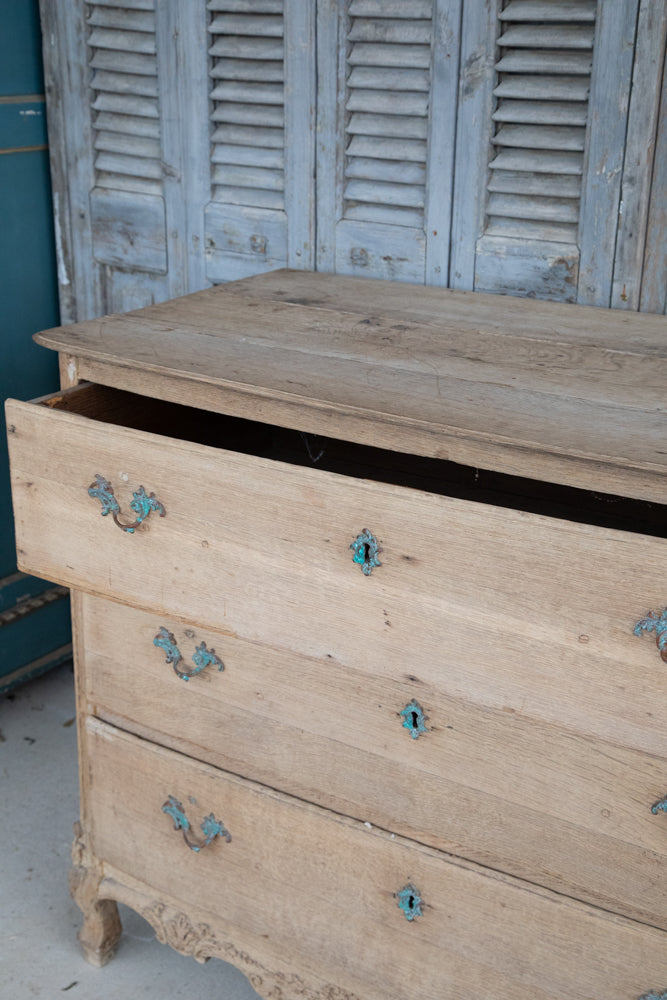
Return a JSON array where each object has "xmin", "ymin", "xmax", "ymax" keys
[
  {"xmin": 410, "ymin": 711, "xmax": 419, "ymax": 731},
  {"xmin": 407, "ymin": 894, "xmax": 415, "ymax": 911},
  {"xmin": 362, "ymin": 542, "xmax": 371, "ymax": 562}
]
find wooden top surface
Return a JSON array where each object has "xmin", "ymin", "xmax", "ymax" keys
[{"xmin": 35, "ymin": 269, "xmax": 667, "ymax": 502}]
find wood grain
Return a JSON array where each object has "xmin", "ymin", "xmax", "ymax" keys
[
  {"xmin": 29, "ymin": 270, "xmax": 667, "ymax": 500},
  {"xmin": 6, "ymin": 391, "xmax": 667, "ymax": 761},
  {"xmin": 81, "ymin": 593, "xmax": 667, "ymax": 930},
  {"xmin": 83, "ymin": 717, "xmax": 667, "ymax": 1000}
]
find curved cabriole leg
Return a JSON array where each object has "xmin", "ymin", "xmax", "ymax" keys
[{"xmin": 69, "ymin": 822, "xmax": 122, "ymax": 967}]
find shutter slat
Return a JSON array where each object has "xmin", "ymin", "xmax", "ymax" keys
[
  {"xmin": 210, "ymin": 81, "xmax": 283, "ymax": 105},
  {"xmin": 87, "ymin": 7, "xmax": 154, "ymax": 31},
  {"xmin": 344, "ymin": 204, "xmax": 424, "ymax": 228},
  {"xmin": 210, "ymin": 58, "xmax": 284, "ymax": 82},
  {"xmin": 211, "ymin": 103, "xmax": 284, "ymax": 127},
  {"xmin": 92, "ymin": 93, "xmax": 159, "ymax": 118},
  {"xmin": 211, "ymin": 123, "xmax": 284, "ymax": 148},
  {"xmin": 485, "ymin": 217, "xmax": 578, "ymax": 242},
  {"xmin": 349, "ymin": 19, "xmax": 432, "ymax": 44},
  {"xmin": 488, "ymin": 192, "xmax": 579, "ymax": 223},
  {"xmin": 94, "ymin": 132, "xmax": 161, "ymax": 159},
  {"xmin": 347, "ymin": 66, "xmax": 429, "ymax": 92},
  {"xmin": 87, "ymin": 28, "xmax": 156, "ymax": 54},
  {"xmin": 212, "ymin": 184, "xmax": 284, "ymax": 210},
  {"xmin": 493, "ymin": 99, "xmax": 588, "ymax": 127},
  {"xmin": 498, "ymin": 25, "xmax": 595, "ymax": 49},
  {"xmin": 94, "ymin": 151, "xmax": 162, "ymax": 179},
  {"xmin": 92, "ymin": 0, "xmax": 154, "ymax": 8},
  {"xmin": 493, "ymin": 124, "xmax": 586, "ymax": 151},
  {"xmin": 90, "ymin": 50, "xmax": 157, "ymax": 76},
  {"xmin": 348, "ymin": 43, "xmax": 431, "ymax": 68},
  {"xmin": 346, "ymin": 135, "xmax": 427, "ymax": 162},
  {"xmin": 212, "ymin": 144, "xmax": 284, "ymax": 169},
  {"xmin": 496, "ymin": 50, "xmax": 592, "ymax": 74},
  {"xmin": 500, "ymin": 0, "xmax": 596, "ymax": 21},
  {"xmin": 95, "ymin": 172, "xmax": 162, "ymax": 196},
  {"xmin": 91, "ymin": 70, "xmax": 158, "ymax": 98},
  {"xmin": 490, "ymin": 148, "xmax": 583, "ymax": 175},
  {"xmin": 346, "ymin": 112, "xmax": 428, "ymax": 140},
  {"xmin": 208, "ymin": 0, "xmax": 282, "ymax": 11},
  {"xmin": 213, "ymin": 165, "xmax": 283, "ymax": 191},
  {"xmin": 494, "ymin": 75, "xmax": 589, "ymax": 101},
  {"xmin": 346, "ymin": 89, "xmax": 429, "ymax": 116},
  {"xmin": 209, "ymin": 37, "xmax": 283, "ymax": 60},
  {"xmin": 93, "ymin": 111, "xmax": 160, "ymax": 138},
  {"xmin": 349, "ymin": 1, "xmax": 433, "ymax": 17},
  {"xmin": 488, "ymin": 170, "xmax": 581, "ymax": 198},
  {"xmin": 345, "ymin": 178, "xmax": 424, "ymax": 208},
  {"xmin": 346, "ymin": 157, "xmax": 425, "ymax": 184},
  {"xmin": 209, "ymin": 14, "xmax": 283, "ymax": 37}
]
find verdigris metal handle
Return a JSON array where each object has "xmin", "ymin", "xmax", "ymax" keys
[
  {"xmin": 88, "ymin": 473, "xmax": 165, "ymax": 534},
  {"xmin": 396, "ymin": 883, "xmax": 423, "ymax": 921},
  {"xmin": 153, "ymin": 626, "xmax": 224, "ymax": 681},
  {"xmin": 651, "ymin": 796, "xmax": 667, "ymax": 815},
  {"xmin": 162, "ymin": 795, "xmax": 231, "ymax": 853},
  {"xmin": 634, "ymin": 609, "xmax": 667, "ymax": 662},
  {"xmin": 638, "ymin": 992, "xmax": 667, "ymax": 999},
  {"xmin": 350, "ymin": 528, "xmax": 381, "ymax": 576}
]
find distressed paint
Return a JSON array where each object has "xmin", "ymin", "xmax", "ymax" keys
[
  {"xmin": 350, "ymin": 528, "xmax": 381, "ymax": 576},
  {"xmin": 634, "ymin": 609, "xmax": 667, "ymax": 662},
  {"xmin": 396, "ymin": 883, "xmax": 423, "ymax": 922},
  {"xmin": 162, "ymin": 795, "xmax": 231, "ymax": 854},
  {"xmin": 153, "ymin": 625, "xmax": 224, "ymax": 681},
  {"xmin": 400, "ymin": 699, "xmax": 428, "ymax": 739},
  {"xmin": 88, "ymin": 474, "xmax": 165, "ymax": 534}
]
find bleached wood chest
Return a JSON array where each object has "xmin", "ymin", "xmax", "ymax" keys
[{"xmin": 6, "ymin": 270, "xmax": 667, "ymax": 998}]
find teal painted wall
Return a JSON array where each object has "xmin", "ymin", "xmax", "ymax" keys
[{"xmin": 0, "ymin": 0, "xmax": 71, "ymax": 687}]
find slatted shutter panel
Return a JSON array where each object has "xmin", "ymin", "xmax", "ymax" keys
[
  {"xmin": 87, "ymin": 0, "xmax": 168, "ymax": 276},
  {"xmin": 204, "ymin": 0, "xmax": 315, "ymax": 281},
  {"xmin": 316, "ymin": 0, "xmax": 460, "ymax": 284},
  {"xmin": 487, "ymin": 0, "xmax": 595, "ymax": 245},
  {"xmin": 451, "ymin": 0, "xmax": 641, "ymax": 303}
]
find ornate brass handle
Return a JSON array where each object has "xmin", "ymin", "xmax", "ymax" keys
[
  {"xmin": 350, "ymin": 528, "xmax": 381, "ymax": 575},
  {"xmin": 651, "ymin": 796, "xmax": 667, "ymax": 816},
  {"xmin": 162, "ymin": 795, "xmax": 231, "ymax": 853},
  {"xmin": 88, "ymin": 474, "xmax": 166, "ymax": 534},
  {"xmin": 153, "ymin": 626, "xmax": 225, "ymax": 681},
  {"xmin": 634, "ymin": 609, "xmax": 667, "ymax": 662}
]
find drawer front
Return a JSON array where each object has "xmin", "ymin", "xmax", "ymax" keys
[
  {"xmin": 7, "ymin": 391, "xmax": 667, "ymax": 766},
  {"xmin": 85, "ymin": 717, "xmax": 666, "ymax": 1000},
  {"xmin": 80, "ymin": 595, "xmax": 667, "ymax": 930}
]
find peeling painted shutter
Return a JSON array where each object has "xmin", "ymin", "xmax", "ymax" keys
[
  {"xmin": 204, "ymin": 0, "xmax": 315, "ymax": 281},
  {"xmin": 451, "ymin": 0, "xmax": 644, "ymax": 305},
  {"xmin": 316, "ymin": 0, "xmax": 460, "ymax": 284},
  {"xmin": 87, "ymin": 0, "xmax": 168, "ymax": 276}
]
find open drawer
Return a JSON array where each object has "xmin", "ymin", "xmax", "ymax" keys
[{"xmin": 6, "ymin": 381, "xmax": 667, "ymax": 757}]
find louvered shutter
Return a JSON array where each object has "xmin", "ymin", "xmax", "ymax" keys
[
  {"xmin": 88, "ymin": 0, "xmax": 168, "ymax": 275},
  {"xmin": 450, "ymin": 0, "xmax": 640, "ymax": 303},
  {"xmin": 316, "ymin": 0, "xmax": 459, "ymax": 284},
  {"xmin": 204, "ymin": 0, "xmax": 315, "ymax": 281}
]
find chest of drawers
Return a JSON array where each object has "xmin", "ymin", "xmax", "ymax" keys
[{"xmin": 5, "ymin": 270, "xmax": 667, "ymax": 998}]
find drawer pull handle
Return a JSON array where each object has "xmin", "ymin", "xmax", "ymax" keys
[
  {"xmin": 633, "ymin": 609, "xmax": 667, "ymax": 662},
  {"xmin": 88, "ymin": 474, "xmax": 166, "ymax": 534},
  {"xmin": 396, "ymin": 883, "xmax": 423, "ymax": 922},
  {"xmin": 153, "ymin": 626, "xmax": 224, "ymax": 681},
  {"xmin": 162, "ymin": 795, "xmax": 231, "ymax": 853},
  {"xmin": 350, "ymin": 529, "xmax": 381, "ymax": 576},
  {"xmin": 651, "ymin": 796, "xmax": 667, "ymax": 816},
  {"xmin": 400, "ymin": 699, "xmax": 428, "ymax": 739}
]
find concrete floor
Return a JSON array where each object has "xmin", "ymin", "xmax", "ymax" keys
[{"xmin": 1, "ymin": 661, "xmax": 260, "ymax": 999}]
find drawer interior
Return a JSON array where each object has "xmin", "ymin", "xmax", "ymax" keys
[{"xmin": 41, "ymin": 382, "xmax": 667, "ymax": 537}]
